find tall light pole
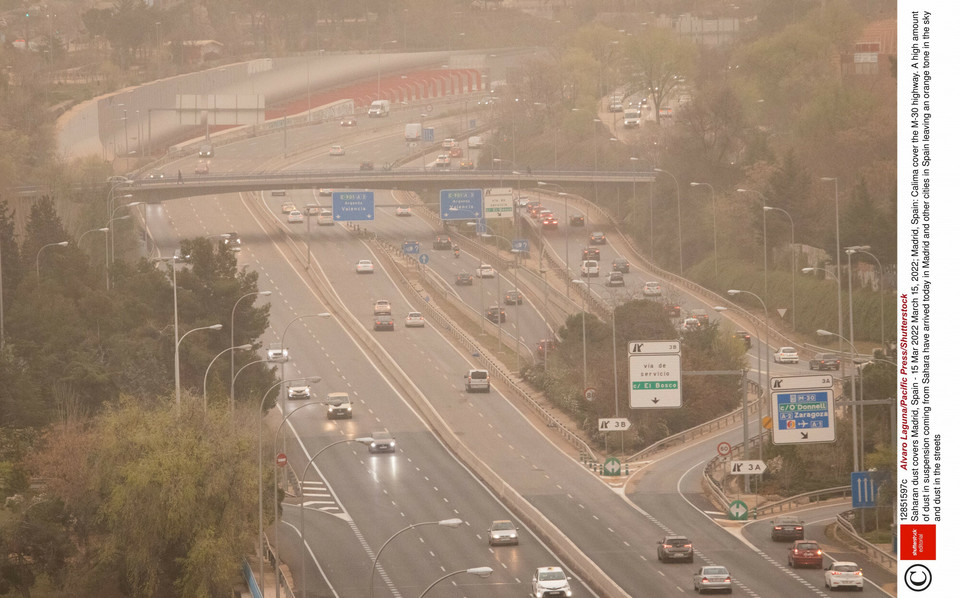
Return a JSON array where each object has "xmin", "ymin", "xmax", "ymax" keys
[
  {"xmin": 175, "ymin": 323, "xmax": 222, "ymax": 409},
  {"xmin": 483, "ymin": 233, "xmax": 522, "ymax": 370},
  {"xmin": 369, "ymin": 518, "xmax": 464, "ymax": 597},
  {"xmin": 763, "ymin": 205, "xmax": 796, "ymax": 330},
  {"xmin": 728, "ymin": 289, "xmax": 768, "ymax": 467},
  {"xmin": 418, "ymin": 567, "xmax": 493, "ymax": 597},
  {"xmin": 36, "ymin": 241, "xmax": 68, "ymax": 280},
  {"xmin": 376, "ymin": 40, "xmax": 398, "ymax": 101},
  {"xmin": 849, "ymin": 247, "xmax": 885, "ymax": 355},
  {"xmin": 299, "ymin": 437, "xmax": 374, "ymax": 593},
  {"xmin": 737, "ymin": 188, "xmax": 769, "ymax": 303},
  {"xmin": 572, "ymin": 279, "xmax": 590, "ymax": 391},
  {"xmin": 820, "ymin": 177, "xmax": 844, "ymax": 358},
  {"xmin": 78, "ymin": 227, "xmax": 109, "ymax": 248},
  {"xmin": 845, "ymin": 244, "xmax": 870, "ymax": 471},
  {"xmin": 817, "ymin": 329, "xmax": 862, "ymax": 473},
  {"xmin": 106, "ymin": 214, "xmax": 131, "ymax": 290},
  {"xmin": 231, "ymin": 291, "xmax": 272, "ymax": 410},
  {"xmin": 801, "ymin": 266, "xmax": 848, "ymax": 389},
  {"xmin": 536, "ymin": 181, "xmax": 570, "ymax": 297},
  {"xmin": 654, "ymin": 168, "xmax": 683, "ymax": 276},
  {"xmin": 690, "ymin": 182, "xmax": 719, "ymax": 285},
  {"xmin": 203, "ymin": 344, "xmax": 251, "ymax": 411}
]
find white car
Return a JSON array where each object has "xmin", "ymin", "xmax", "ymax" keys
[
  {"xmin": 325, "ymin": 392, "xmax": 353, "ymax": 419},
  {"xmin": 374, "ymin": 300, "xmax": 392, "ymax": 315},
  {"xmin": 442, "ymin": 138, "xmax": 457, "ymax": 149},
  {"xmin": 329, "ymin": 145, "xmax": 345, "ymax": 156},
  {"xmin": 287, "ymin": 385, "xmax": 311, "ymax": 400},
  {"xmin": 396, "ymin": 205, "xmax": 412, "ymax": 216},
  {"xmin": 356, "ymin": 259, "xmax": 374, "ymax": 274},
  {"xmin": 532, "ymin": 566, "xmax": 572, "ymax": 598},
  {"xmin": 280, "ymin": 201, "xmax": 296, "ymax": 214},
  {"xmin": 824, "ymin": 561, "xmax": 864, "ymax": 591},
  {"xmin": 434, "ymin": 154, "xmax": 451, "ymax": 167},
  {"xmin": 643, "ymin": 281, "xmax": 662, "ymax": 296},
  {"xmin": 267, "ymin": 347, "xmax": 288, "ymax": 363},
  {"xmin": 317, "ymin": 209, "xmax": 334, "ymax": 225},
  {"xmin": 580, "ymin": 259, "xmax": 599, "ymax": 277},
  {"xmin": 693, "ymin": 565, "xmax": 732, "ymax": 594},
  {"xmin": 476, "ymin": 264, "xmax": 496, "ymax": 278},
  {"xmin": 287, "ymin": 210, "xmax": 304, "ymax": 223},
  {"xmin": 404, "ymin": 311, "xmax": 426, "ymax": 327},
  {"xmin": 774, "ymin": 346, "xmax": 800, "ymax": 363},
  {"xmin": 681, "ymin": 318, "xmax": 701, "ymax": 332}
]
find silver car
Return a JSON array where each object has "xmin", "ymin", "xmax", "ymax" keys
[
  {"xmin": 692, "ymin": 565, "xmax": 732, "ymax": 594},
  {"xmin": 368, "ymin": 430, "xmax": 396, "ymax": 453},
  {"xmin": 487, "ymin": 520, "xmax": 519, "ymax": 546}
]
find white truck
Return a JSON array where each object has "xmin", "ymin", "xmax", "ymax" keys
[
  {"xmin": 623, "ymin": 108, "xmax": 642, "ymax": 127},
  {"xmin": 368, "ymin": 99, "xmax": 390, "ymax": 117},
  {"xmin": 467, "ymin": 135, "xmax": 483, "ymax": 148},
  {"xmin": 404, "ymin": 123, "xmax": 422, "ymax": 141}
]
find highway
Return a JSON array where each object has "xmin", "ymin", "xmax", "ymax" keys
[{"xmin": 141, "ymin": 109, "xmax": 896, "ymax": 597}]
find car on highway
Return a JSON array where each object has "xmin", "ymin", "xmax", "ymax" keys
[
  {"xmin": 433, "ymin": 236, "xmax": 453, "ymax": 250},
  {"xmin": 788, "ymin": 540, "xmax": 823, "ymax": 568},
  {"xmin": 356, "ymin": 259, "xmax": 374, "ymax": 274},
  {"xmin": 691, "ymin": 309, "xmax": 709, "ymax": 323},
  {"xmin": 360, "ymin": 160, "xmax": 375, "ymax": 170},
  {"xmin": 146, "ymin": 171, "xmax": 165, "ymax": 180},
  {"xmin": 434, "ymin": 153, "xmax": 451, "ymax": 167},
  {"xmin": 374, "ymin": 300, "xmax": 392, "ymax": 315},
  {"xmin": 449, "ymin": 146, "xmax": 463, "ymax": 158},
  {"xmin": 455, "ymin": 272, "xmax": 474, "ymax": 286},
  {"xmin": 809, "ymin": 352, "xmax": 841, "ymax": 370},
  {"xmin": 606, "ymin": 271, "xmax": 625, "ymax": 287},
  {"xmin": 733, "ymin": 330, "xmax": 752, "ymax": 349},
  {"xmin": 643, "ymin": 281, "xmax": 662, "ymax": 296},
  {"xmin": 281, "ymin": 201, "xmax": 296, "ymax": 214},
  {"xmin": 304, "ymin": 205, "xmax": 321, "ymax": 215},
  {"xmin": 656, "ymin": 535, "xmax": 693, "ymax": 563},
  {"xmin": 664, "ymin": 304, "xmax": 682, "ymax": 318},
  {"xmin": 287, "ymin": 210, "xmax": 304, "ymax": 223},
  {"xmin": 612, "ymin": 257, "xmax": 630, "ymax": 273},
  {"xmin": 464, "ymin": 369, "xmax": 490, "ymax": 393},
  {"xmin": 442, "ymin": 138, "xmax": 457, "ymax": 149},
  {"xmin": 404, "ymin": 312, "xmax": 425, "ymax": 328},
  {"xmin": 569, "ymin": 214, "xmax": 585, "ymax": 227},
  {"xmin": 527, "ymin": 202, "xmax": 543, "ymax": 215},
  {"xmin": 459, "ymin": 159, "xmax": 475, "ymax": 169},
  {"xmin": 537, "ymin": 339, "xmax": 556, "ymax": 357},
  {"xmin": 582, "ymin": 247, "xmax": 600, "ymax": 261},
  {"xmin": 476, "ymin": 263, "xmax": 496, "ymax": 278},
  {"xmin": 771, "ymin": 515, "xmax": 805, "ymax": 541},
  {"xmin": 504, "ymin": 290, "xmax": 523, "ymax": 305},
  {"xmin": 329, "ymin": 145, "xmax": 346, "ymax": 156},
  {"xmin": 486, "ymin": 305, "xmax": 506, "ymax": 323},
  {"xmin": 589, "ymin": 231, "xmax": 607, "ymax": 244},
  {"xmin": 373, "ymin": 315, "xmax": 394, "ymax": 331},
  {"xmin": 194, "ymin": 160, "xmax": 209, "ymax": 174},
  {"xmin": 541, "ymin": 214, "xmax": 559, "ymax": 229},
  {"xmin": 325, "ymin": 392, "xmax": 353, "ymax": 419},
  {"xmin": 223, "ymin": 232, "xmax": 241, "ymax": 251},
  {"xmin": 681, "ymin": 318, "xmax": 701, "ymax": 332},
  {"xmin": 580, "ymin": 260, "xmax": 599, "ymax": 277},
  {"xmin": 774, "ymin": 347, "xmax": 800, "ymax": 364},
  {"xmin": 692, "ymin": 565, "xmax": 733, "ymax": 594},
  {"xmin": 367, "ymin": 430, "xmax": 396, "ymax": 453},
  {"xmin": 532, "ymin": 566, "xmax": 572, "ymax": 598},
  {"xmin": 317, "ymin": 209, "xmax": 334, "ymax": 225},
  {"xmin": 823, "ymin": 561, "xmax": 864, "ymax": 591},
  {"xmin": 488, "ymin": 520, "xmax": 519, "ymax": 546},
  {"xmin": 395, "ymin": 205, "xmax": 412, "ymax": 216},
  {"xmin": 199, "ymin": 144, "xmax": 214, "ymax": 158},
  {"xmin": 340, "ymin": 117, "xmax": 357, "ymax": 127},
  {"xmin": 287, "ymin": 385, "xmax": 311, "ymax": 400},
  {"xmin": 267, "ymin": 346, "xmax": 288, "ymax": 363},
  {"xmin": 316, "ymin": 188, "xmax": 333, "ymax": 196}
]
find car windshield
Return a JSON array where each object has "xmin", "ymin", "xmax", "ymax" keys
[
  {"xmin": 492, "ymin": 521, "xmax": 514, "ymax": 531},
  {"xmin": 702, "ymin": 567, "xmax": 728, "ymax": 576},
  {"xmin": 539, "ymin": 571, "xmax": 565, "ymax": 581},
  {"xmin": 372, "ymin": 431, "xmax": 391, "ymax": 441}
]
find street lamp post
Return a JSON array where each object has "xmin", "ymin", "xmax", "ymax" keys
[
  {"xmin": 203, "ymin": 344, "xmax": 252, "ymax": 411},
  {"xmin": 299, "ymin": 437, "xmax": 374, "ymax": 593},
  {"xmin": 175, "ymin": 323, "xmax": 222, "ymax": 410},
  {"xmin": 690, "ymin": 182, "xmax": 719, "ymax": 285},
  {"xmin": 654, "ymin": 168, "xmax": 683, "ymax": 276},
  {"xmin": 369, "ymin": 518, "xmax": 464, "ymax": 597},
  {"xmin": 763, "ymin": 205, "xmax": 796, "ymax": 330},
  {"xmin": 820, "ymin": 177, "xmax": 845, "ymax": 362},
  {"xmin": 737, "ymin": 188, "xmax": 769, "ymax": 303},
  {"xmin": 727, "ymin": 289, "xmax": 769, "ymax": 468},
  {"xmin": 572, "ymin": 279, "xmax": 590, "ymax": 391},
  {"xmin": 801, "ymin": 266, "xmax": 846, "ymax": 389},
  {"xmin": 232, "ymin": 291, "xmax": 272, "ymax": 410},
  {"xmin": 844, "ymin": 244, "xmax": 870, "ymax": 470},
  {"xmin": 78, "ymin": 227, "xmax": 109, "ymax": 248},
  {"xmin": 817, "ymin": 329, "xmax": 862, "ymax": 473},
  {"xmin": 36, "ymin": 241, "xmax": 68, "ymax": 280},
  {"xmin": 418, "ymin": 567, "xmax": 493, "ymax": 597},
  {"xmin": 106, "ymin": 214, "xmax": 131, "ymax": 290},
  {"xmin": 536, "ymin": 181, "xmax": 570, "ymax": 297}
]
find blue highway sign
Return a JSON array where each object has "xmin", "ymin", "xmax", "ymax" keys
[
  {"xmin": 851, "ymin": 472, "xmax": 876, "ymax": 508},
  {"xmin": 771, "ymin": 388, "xmax": 835, "ymax": 444},
  {"xmin": 332, "ymin": 191, "xmax": 375, "ymax": 221},
  {"xmin": 440, "ymin": 189, "xmax": 483, "ymax": 220},
  {"xmin": 402, "ymin": 241, "xmax": 420, "ymax": 254},
  {"xmin": 423, "ymin": 127, "xmax": 435, "ymax": 142},
  {"xmin": 418, "ymin": 253, "xmax": 429, "ymax": 265},
  {"xmin": 512, "ymin": 239, "xmax": 529, "ymax": 252}
]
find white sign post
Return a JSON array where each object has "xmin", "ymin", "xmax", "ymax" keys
[{"xmin": 628, "ymin": 341, "xmax": 682, "ymax": 408}]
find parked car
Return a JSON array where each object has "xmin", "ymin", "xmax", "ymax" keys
[
  {"xmin": 692, "ymin": 565, "xmax": 732, "ymax": 594},
  {"xmin": 455, "ymin": 272, "xmax": 474, "ymax": 286},
  {"xmin": 488, "ymin": 520, "xmax": 519, "ymax": 546},
  {"xmin": 823, "ymin": 561, "xmax": 864, "ymax": 591},
  {"xmin": 771, "ymin": 515, "xmax": 805, "ymax": 541},
  {"xmin": 504, "ymin": 290, "xmax": 523, "ymax": 305},
  {"xmin": 612, "ymin": 257, "xmax": 630, "ymax": 273},
  {"xmin": 643, "ymin": 281, "xmax": 662, "ymax": 296},
  {"xmin": 774, "ymin": 347, "xmax": 800, "ymax": 364},
  {"xmin": 589, "ymin": 231, "xmax": 607, "ymax": 244},
  {"xmin": 809, "ymin": 352, "xmax": 841, "ymax": 370},
  {"xmin": 606, "ymin": 271, "xmax": 625, "ymax": 287},
  {"xmin": 788, "ymin": 540, "xmax": 823, "ymax": 568},
  {"xmin": 656, "ymin": 535, "xmax": 693, "ymax": 563},
  {"xmin": 325, "ymin": 392, "xmax": 353, "ymax": 419}
]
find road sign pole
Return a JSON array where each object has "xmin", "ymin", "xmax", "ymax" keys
[{"xmin": 742, "ymin": 370, "xmax": 750, "ymax": 494}]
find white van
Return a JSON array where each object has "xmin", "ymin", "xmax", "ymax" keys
[
  {"xmin": 464, "ymin": 369, "xmax": 490, "ymax": 393},
  {"xmin": 404, "ymin": 123, "xmax": 422, "ymax": 140},
  {"xmin": 467, "ymin": 136, "xmax": 483, "ymax": 149}
]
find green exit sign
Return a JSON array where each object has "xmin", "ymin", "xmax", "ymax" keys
[{"xmin": 632, "ymin": 381, "xmax": 679, "ymax": 390}]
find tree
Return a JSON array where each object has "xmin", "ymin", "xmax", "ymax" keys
[{"xmin": 623, "ymin": 29, "xmax": 696, "ymax": 125}]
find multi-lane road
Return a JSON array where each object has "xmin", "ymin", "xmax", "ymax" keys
[{"xmin": 140, "ymin": 112, "xmax": 896, "ymax": 597}]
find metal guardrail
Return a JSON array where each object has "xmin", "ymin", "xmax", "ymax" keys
[
  {"xmin": 834, "ymin": 510, "xmax": 898, "ymax": 572},
  {"xmin": 754, "ymin": 486, "xmax": 850, "ymax": 517}
]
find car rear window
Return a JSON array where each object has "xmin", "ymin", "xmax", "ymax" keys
[
  {"xmin": 797, "ymin": 543, "xmax": 818, "ymax": 550},
  {"xmin": 470, "ymin": 371, "xmax": 488, "ymax": 380},
  {"xmin": 669, "ymin": 538, "xmax": 689, "ymax": 545},
  {"xmin": 835, "ymin": 564, "xmax": 859, "ymax": 572}
]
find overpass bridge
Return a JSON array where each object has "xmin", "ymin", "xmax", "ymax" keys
[{"xmin": 118, "ymin": 168, "xmax": 657, "ymax": 203}]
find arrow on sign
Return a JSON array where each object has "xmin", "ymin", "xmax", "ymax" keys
[{"xmin": 800, "ymin": 431, "xmax": 808, "ymax": 440}]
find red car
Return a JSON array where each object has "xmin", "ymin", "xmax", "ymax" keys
[{"xmin": 788, "ymin": 540, "xmax": 823, "ymax": 568}]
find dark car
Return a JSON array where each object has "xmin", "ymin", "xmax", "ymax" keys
[
  {"xmin": 691, "ymin": 309, "xmax": 709, "ymax": 323},
  {"xmin": 657, "ymin": 535, "xmax": 693, "ymax": 563},
  {"xmin": 788, "ymin": 540, "xmax": 823, "ymax": 568},
  {"xmin": 373, "ymin": 316, "xmax": 394, "ymax": 331},
  {"xmin": 340, "ymin": 117, "xmax": 357, "ymax": 127},
  {"xmin": 771, "ymin": 515, "xmax": 805, "ymax": 541},
  {"xmin": 455, "ymin": 272, "xmax": 474, "ymax": 286},
  {"xmin": 612, "ymin": 257, "xmax": 630, "ymax": 273},
  {"xmin": 433, "ymin": 236, "xmax": 453, "ymax": 250},
  {"xmin": 360, "ymin": 160, "xmax": 375, "ymax": 170},
  {"xmin": 537, "ymin": 339, "xmax": 556, "ymax": 357},
  {"xmin": 222, "ymin": 232, "xmax": 242, "ymax": 251},
  {"xmin": 569, "ymin": 214, "xmax": 585, "ymax": 227},
  {"xmin": 809, "ymin": 352, "xmax": 841, "ymax": 370},
  {"xmin": 664, "ymin": 304, "xmax": 682, "ymax": 318},
  {"xmin": 504, "ymin": 290, "xmax": 523, "ymax": 305},
  {"xmin": 486, "ymin": 305, "xmax": 506, "ymax": 323},
  {"xmin": 733, "ymin": 330, "xmax": 752, "ymax": 349},
  {"xmin": 605, "ymin": 271, "xmax": 625, "ymax": 287},
  {"xmin": 589, "ymin": 231, "xmax": 607, "ymax": 245},
  {"xmin": 582, "ymin": 247, "xmax": 600, "ymax": 261},
  {"xmin": 367, "ymin": 430, "xmax": 396, "ymax": 453}
]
